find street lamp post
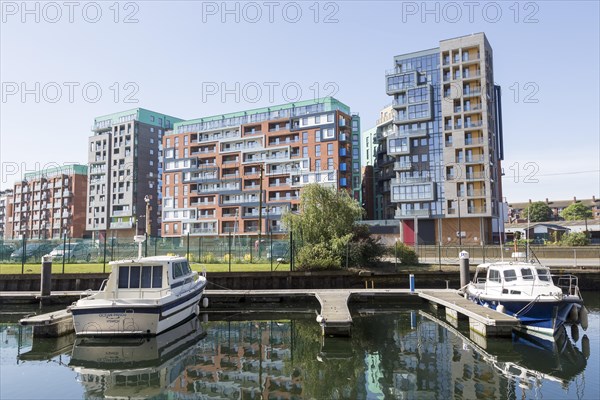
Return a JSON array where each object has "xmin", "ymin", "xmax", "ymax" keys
[{"xmin": 457, "ymin": 197, "xmax": 464, "ymax": 246}]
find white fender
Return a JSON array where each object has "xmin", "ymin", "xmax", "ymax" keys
[
  {"xmin": 579, "ymin": 306, "xmax": 589, "ymax": 331},
  {"xmin": 496, "ymin": 304, "xmax": 505, "ymax": 314},
  {"xmin": 202, "ymin": 297, "xmax": 209, "ymax": 308},
  {"xmin": 316, "ymin": 315, "xmax": 325, "ymax": 324}
]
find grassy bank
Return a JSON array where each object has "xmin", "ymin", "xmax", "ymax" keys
[{"xmin": 0, "ymin": 262, "xmax": 291, "ymax": 275}]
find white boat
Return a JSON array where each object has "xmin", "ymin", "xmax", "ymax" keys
[
  {"xmin": 70, "ymin": 255, "xmax": 207, "ymax": 336},
  {"xmin": 464, "ymin": 260, "xmax": 588, "ymax": 339}
]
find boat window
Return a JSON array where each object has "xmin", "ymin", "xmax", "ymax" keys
[
  {"xmin": 118, "ymin": 267, "xmax": 129, "ymax": 289},
  {"xmin": 119, "ymin": 265, "xmax": 162, "ymax": 288},
  {"xmin": 129, "ymin": 266, "xmax": 141, "ymax": 288},
  {"xmin": 489, "ymin": 269, "xmax": 501, "ymax": 283},
  {"xmin": 141, "ymin": 266, "xmax": 152, "ymax": 288},
  {"xmin": 181, "ymin": 261, "xmax": 191, "ymax": 275},
  {"xmin": 152, "ymin": 266, "xmax": 163, "ymax": 288},
  {"xmin": 536, "ymin": 268, "xmax": 551, "ymax": 282},
  {"xmin": 521, "ymin": 268, "xmax": 534, "ymax": 280},
  {"xmin": 172, "ymin": 262, "xmax": 184, "ymax": 279},
  {"xmin": 503, "ymin": 269, "xmax": 517, "ymax": 282}
]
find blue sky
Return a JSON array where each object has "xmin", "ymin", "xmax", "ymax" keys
[{"xmin": 1, "ymin": 1, "xmax": 599, "ymax": 202}]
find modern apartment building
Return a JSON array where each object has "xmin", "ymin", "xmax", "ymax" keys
[
  {"xmin": 383, "ymin": 33, "xmax": 504, "ymax": 244},
  {"xmin": 9, "ymin": 165, "xmax": 88, "ymax": 239},
  {"xmin": 0, "ymin": 190, "xmax": 14, "ymax": 239},
  {"xmin": 87, "ymin": 109, "xmax": 183, "ymax": 239},
  {"xmin": 161, "ymin": 97, "xmax": 357, "ymax": 237}
]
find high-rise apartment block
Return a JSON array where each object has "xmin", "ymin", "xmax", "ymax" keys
[
  {"xmin": 0, "ymin": 190, "xmax": 14, "ymax": 239},
  {"xmin": 9, "ymin": 165, "xmax": 88, "ymax": 239},
  {"xmin": 161, "ymin": 97, "xmax": 358, "ymax": 237},
  {"xmin": 381, "ymin": 33, "xmax": 503, "ymax": 244},
  {"xmin": 87, "ymin": 109, "xmax": 183, "ymax": 239}
]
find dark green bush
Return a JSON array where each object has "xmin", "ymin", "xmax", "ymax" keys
[{"xmin": 391, "ymin": 242, "xmax": 419, "ymax": 265}]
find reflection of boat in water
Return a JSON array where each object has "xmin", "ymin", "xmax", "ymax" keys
[
  {"xmin": 464, "ymin": 260, "xmax": 588, "ymax": 339},
  {"xmin": 69, "ymin": 317, "xmax": 206, "ymax": 399},
  {"xmin": 419, "ymin": 309, "xmax": 588, "ymax": 388}
]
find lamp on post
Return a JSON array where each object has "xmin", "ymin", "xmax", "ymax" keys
[
  {"xmin": 144, "ymin": 195, "xmax": 151, "ymax": 238},
  {"xmin": 456, "ymin": 197, "xmax": 465, "ymax": 246}
]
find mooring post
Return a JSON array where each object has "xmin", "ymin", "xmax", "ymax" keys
[
  {"xmin": 459, "ymin": 250, "xmax": 470, "ymax": 288},
  {"xmin": 409, "ymin": 274, "xmax": 415, "ymax": 293},
  {"xmin": 40, "ymin": 254, "xmax": 52, "ymax": 300}
]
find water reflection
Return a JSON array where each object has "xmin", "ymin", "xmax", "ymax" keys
[{"xmin": 2, "ymin": 303, "xmax": 596, "ymax": 400}]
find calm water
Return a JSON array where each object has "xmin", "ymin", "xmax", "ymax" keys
[{"xmin": 1, "ymin": 292, "xmax": 598, "ymax": 400}]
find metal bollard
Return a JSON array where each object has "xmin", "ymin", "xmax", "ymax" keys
[
  {"xmin": 459, "ymin": 251, "xmax": 470, "ymax": 288},
  {"xmin": 409, "ymin": 274, "xmax": 415, "ymax": 293},
  {"xmin": 41, "ymin": 254, "xmax": 52, "ymax": 297}
]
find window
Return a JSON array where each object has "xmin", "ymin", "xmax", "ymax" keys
[
  {"xmin": 315, "ymin": 145, "xmax": 321, "ymax": 157},
  {"xmin": 503, "ymin": 269, "xmax": 517, "ymax": 282},
  {"xmin": 302, "ymin": 132, "xmax": 308, "ymax": 143},
  {"xmin": 327, "ymin": 143, "xmax": 333, "ymax": 156},
  {"xmin": 489, "ymin": 269, "xmax": 501, "ymax": 283},
  {"xmin": 315, "ymin": 115, "xmax": 320, "ymax": 124},
  {"xmin": 327, "ymin": 113, "xmax": 334, "ymax": 122},
  {"xmin": 521, "ymin": 268, "xmax": 534, "ymax": 280},
  {"xmin": 536, "ymin": 268, "xmax": 551, "ymax": 282},
  {"xmin": 315, "ymin": 160, "xmax": 321, "ymax": 170},
  {"xmin": 315, "ymin": 131, "xmax": 321, "ymax": 142},
  {"xmin": 302, "ymin": 147, "xmax": 308, "ymax": 157}
]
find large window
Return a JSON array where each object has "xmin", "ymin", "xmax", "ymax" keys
[
  {"xmin": 118, "ymin": 265, "xmax": 163, "ymax": 289},
  {"xmin": 389, "ymin": 138, "xmax": 408, "ymax": 153},
  {"xmin": 407, "ymin": 87, "xmax": 429, "ymax": 103},
  {"xmin": 392, "ymin": 184, "xmax": 432, "ymax": 201}
]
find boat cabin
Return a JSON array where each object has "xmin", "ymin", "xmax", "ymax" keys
[
  {"xmin": 472, "ymin": 262, "xmax": 555, "ymax": 296},
  {"xmin": 102, "ymin": 256, "xmax": 195, "ymax": 299}
]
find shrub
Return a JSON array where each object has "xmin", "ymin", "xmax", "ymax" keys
[
  {"xmin": 296, "ymin": 243, "xmax": 342, "ymax": 271},
  {"xmin": 560, "ymin": 232, "xmax": 590, "ymax": 246},
  {"xmin": 222, "ymin": 254, "xmax": 231, "ymax": 263},
  {"xmin": 201, "ymin": 252, "xmax": 215, "ymax": 263},
  {"xmin": 243, "ymin": 253, "xmax": 252, "ymax": 262},
  {"xmin": 391, "ymin": 242, "xmax": 419, "ymax": 265}
]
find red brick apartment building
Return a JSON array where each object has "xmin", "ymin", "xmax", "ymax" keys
[
  {"xmin": 9, "ymin": 164, "xmax": 88, "ymax": 239},
  {"xmin": 161, "ymin": 98, "xmax": 359, "ymax": 237}
]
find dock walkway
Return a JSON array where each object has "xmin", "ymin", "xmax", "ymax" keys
[
  {"xmin": 14, "ymin": 288, "xmax": 519, "ymax": 338},
  {"xmin": 418, "ymin": 290, "xmax": 519, "ymax": 336}
]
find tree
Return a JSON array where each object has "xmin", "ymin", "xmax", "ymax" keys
[
  {"xmin": 521, "ymin": 201, "xmax": 553, "ymax": 222},
  {"xmin": 282, "ymin": 184, "xmax": 363, "ymax": 245},
  {"xmin": 560, "ymin": 202, "xmax": 593, "ymax": 221},
  {"xmin": 282, "ymin": 184, "xmax": 384, "ymax": 270}
]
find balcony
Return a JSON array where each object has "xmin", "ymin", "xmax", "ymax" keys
[
  {"xmin": 467, "ymin": 189, "xmax": 486, "ymax": 197},
  {"xmin": 464, "ymin": 121, "xmax": 483, "ymax": 129},
  {"xmin": 392, "ymin": 177, "xmax": 431, "ymax": 185},
  {"xmin": 464, "ymin": 155, "xmax": 485, "ymax": 164},
  {"xmin": 110, "ymin": 221, "xmax": 133, "ymax": 229},
  {"xmin": 464, "ymin": 137, "xmax": 484, "ymax": 146},
  {"xmin": 468, "ymin": 206, "xmax": 487, "ymax": 214},
  {"xmin": 392, "ymin": 98, "xmax": 407, "ymax": 108},
  {"xmin": 190, "ymin": 227, "xmax": 218, "ymax": 235},
  {"xmin": 466, "ymin": 172, "xmax": 486, "ymax": 181},
  {"xmin": 463, "ymin": 89, "xmax": 482, "ymax": 97},
  {"xmin": 393, "ymin": 162, "xmax": 412, "ymax": 171},
  {"xmin": 395, "ymin": 209, "xmax": 431, "ymax": 218}
]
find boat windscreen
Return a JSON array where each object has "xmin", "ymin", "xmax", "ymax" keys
[
  {"xmin": 536, "ymin": 267, "xmax": 551, "ymax": 282},
  {"xmin": 520, "ymin": 268, "xmax": 534, "ymax": 280}
]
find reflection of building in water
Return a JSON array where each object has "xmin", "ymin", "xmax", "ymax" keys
[
  {"xmin": 68, "ymin": 319, "xmax": 303, "ymax": 399},
  {"xmin": 386, "ymin": 314, "xmax": 509, "ymax": 399},
  {"xmin": 178, "ymin": 320, "xmax": 302, "ymax": 399}
]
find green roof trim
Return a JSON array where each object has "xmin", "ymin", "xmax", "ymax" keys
[
  {"xmin": 24, "ymin": 164, "xmax": 88, "ymax": 180},
  {"xmin": 94, "ymin": 108, "xmax": 184, "ymax": 127},
  {"xmin": 173, "ymin": 97, "xmax": 351, "ymax": 130}
]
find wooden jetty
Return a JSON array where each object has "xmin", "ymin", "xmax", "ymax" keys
[
  {"xmin": 14, "ymin": 288, "xmax": 519, "ymax": 338},
  {"xmin": 418, "ymin": 290, "xmax": 519, "ymax": 337},
  {"xmin": 18, "ymin": 308, "xmax": 74, "ymax": 338}
]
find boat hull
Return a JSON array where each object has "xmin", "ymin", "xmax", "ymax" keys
[
  {"xmin": 466, "ymin": 292, "xmax": 583, "ymax": 338},
  {"xmin": 71, "ymin": 281, "xmax": 205, "ymax": 336}
]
